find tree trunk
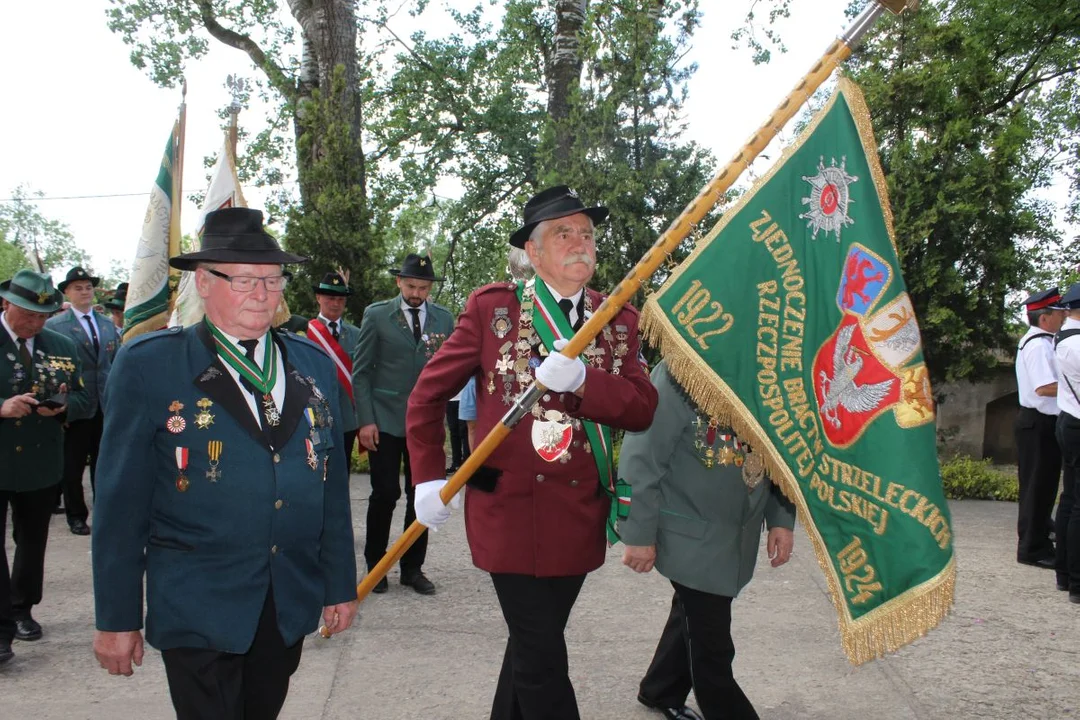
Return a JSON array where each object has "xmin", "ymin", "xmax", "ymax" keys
[
  {"xmin": 547, "ymin": 0, "xmax": 588, "ymax": 175},
  {"xmin": 287, "ymin": 0, "xmax": 367, "ymax": 216}
]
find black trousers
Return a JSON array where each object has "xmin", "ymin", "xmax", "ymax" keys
[
  {"xmin": 1014, "ymin": 407, "xmax": 1061, "ymax": 561},
  {"xmin": 161, "ymin": 589, "xmax": 303, "ymax": 720},
  {"xmin": 0, "ymin": 485, "xmax": 57, "ymax": 640},
  {"xmin": 364, "ymin": 432, "xmax": 427, "ymax": 574},
  {"xmin": 639, "ymin": 583, "xmax": 758, "ymax": 720},
  {"xmin": 342, "ymin": 429, "xmax": 358, "ymax": 465},
  {"xmin": 60, "ymin": 410, "xmax": 103, "ymax": 523},
  {"xmin": 1056, "ymin": 413, "xmax": 1080, "ymax": 593},
  {"xmin": 447, "ymin": 400, "xmax": 468, "ymax": 468},
  {"xmin": 489, "ymin": 573, "xmax": 586, "ymax": 720}
]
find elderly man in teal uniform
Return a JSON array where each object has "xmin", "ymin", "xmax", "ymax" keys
[
  {"xmin": 306, "ymin": 271, "xmax": 362, "ymax": 457},
  {"xmin": 46, "ymin": 266, "xmax": 122, "ymax": 536},
  {"xmin": 91, "ymin": 208, "xmax": 358, "ymax": 719},
  {"xmin": 619, "ymin": 361, "xmax": 796, "ymax": 720},
  {"xmin": 0, "ymin": 270, "xmax": 89, "ymax": 664},
  {"xmin": 354, "ymin": 253, "xmax": 454, "ymax": 595}
]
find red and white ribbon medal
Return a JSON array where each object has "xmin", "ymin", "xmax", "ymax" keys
[{"xmin": 175, "ymin": 447, "xmax": 190, "ymax": 492}]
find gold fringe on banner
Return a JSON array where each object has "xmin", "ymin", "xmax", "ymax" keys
[{"xmin": 640, "ymin": 77, "xmax": 955, "ymax": 665}]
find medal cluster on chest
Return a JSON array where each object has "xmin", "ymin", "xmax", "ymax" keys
[
  {"xmin": 7, "ymin": 350, "xmax": 75, "ymax": 397},
  {"xmin": 692, "ymin": 416, "xmax": 767, "ymax": 490},
  {"xmin": 164, "ymin": 372, "xmax": 335, "ymax": 493}
]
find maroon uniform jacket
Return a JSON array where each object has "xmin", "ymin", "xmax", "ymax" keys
[{"xmin": 407, "ymin": 281, "xmax": 658, "ymax": 577}]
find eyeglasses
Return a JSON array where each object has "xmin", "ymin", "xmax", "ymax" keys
[{"xmin": 205, "ymin": 268, "xmax": 289, "ymax": 292}]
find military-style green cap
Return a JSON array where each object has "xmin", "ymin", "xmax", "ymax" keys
[{"xmin": 0, "ymin": 270, "xmax": 63, "ymax": 313}]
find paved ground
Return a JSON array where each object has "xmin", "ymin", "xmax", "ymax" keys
[{"xmin": 0, "ymin": 476, "xmax": 1077, "ymax": 719}]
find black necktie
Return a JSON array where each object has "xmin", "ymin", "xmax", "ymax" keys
[
  {"xmin": 558, "ymin": 299, "xmax": 574, "ymax": 327},
  {"xmin": 83, "ymin": 314, "xmax": 100, "ymax": 354},
  {"xmin": 408, "ymin": 308, "xmax": 422, "ymax": 342},
  {"xmin": 17, "ymin": 337, "xmax": 31, "ymax": 370},
  {"xmin": 328, "ymin": 320, "xmax": 339, "ymax": 340}
]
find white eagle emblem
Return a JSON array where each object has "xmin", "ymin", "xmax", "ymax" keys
[{"xmin": 818, "ymin": 324, "xmax": 894, "ymax": 429}]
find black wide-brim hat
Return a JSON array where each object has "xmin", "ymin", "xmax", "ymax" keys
[
  {"xmin": 390, "ymin": 253, "xmax": 443, "ymax": 282},
  {"xmin": 509, "ymin": 185, "xmax": 609, "ymax": 249},
  {"xmin": 57, "ymin": 266, "xmax": 101, "ymax": 292},
  {"xmin": 103, "ymin": 282, "xmax": 128, "ymax": 311},
  {"xmin": 0, "ymin": 269, "xmax": 63, "ymax": 313},
  {"xmin": 313, "ymin": 272, "xmax": 353, "ymax": 296},
  {"xmin": 169, "ymin": 208, "xmax": 307, "ymax": 271}
]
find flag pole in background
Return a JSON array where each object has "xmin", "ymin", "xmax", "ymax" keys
[
  {"xmin": 323, "ymin": 0, "xmax": 923, "ymax": 637},
  {"xmin": 123, "ymin": 81, "xmax": 187, "ymax": 339}
]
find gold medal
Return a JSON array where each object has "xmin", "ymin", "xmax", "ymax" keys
[
  {"xmin": 195, "ymin": 398, "xmax": 215, "ymax": 430},
  {"xmin": 176, "ymin": 475, "xmax": 190, "ymax": 492},
  {"xmin": 742, "ymin": 452, "xmax": 766, "ymax": 490}
]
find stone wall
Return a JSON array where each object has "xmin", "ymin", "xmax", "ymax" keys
[{"xmin": 935, "ymin": 365, "xmax": 1019, "ymax": 463}]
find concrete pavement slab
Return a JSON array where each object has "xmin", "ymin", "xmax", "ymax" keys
[{"xmin": 0, "ymin": 478, "xmax": 1076, "ymax": 719}]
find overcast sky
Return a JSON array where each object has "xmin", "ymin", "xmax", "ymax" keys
[{"xmin": 0, "ymin": 0, "xmax": 874, "ymax": 279}]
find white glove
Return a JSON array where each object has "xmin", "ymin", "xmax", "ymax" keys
[
  {"xmin": 414, "ymin": 480, "xmax": 461, "ymax": 532},
  {"xmin": 535, "ymin": 339, "xmax": 586, "ymax": 393}
]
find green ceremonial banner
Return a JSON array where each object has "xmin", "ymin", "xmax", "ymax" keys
[
  {"xmin": 124, "ymin": 123, "xmax": 181, "ymax": 339},
  {"xmin": 641, "ymin": 79, "xmax": 955, "ymax": 664}
]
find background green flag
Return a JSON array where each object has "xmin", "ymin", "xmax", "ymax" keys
[
  {"xmin": 641, "ymin": 78, "xmax": 955, "ymax": 665},
  {"xmin": 125, "ymin": 118, "xmax": 183, "ymax": 339}
]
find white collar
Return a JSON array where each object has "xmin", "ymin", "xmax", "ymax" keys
[{"xmin": 542, "ymin": 281, "xmax": 584, "ymax": 307}]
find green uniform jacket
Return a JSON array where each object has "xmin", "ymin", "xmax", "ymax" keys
[
  {"xmin": 0, "ymin": 327, "xmax": 91, "ymax": 491},
  {"xmin": 354, "ymin": 296, "xmax": 454, "ymax": 438},
  {"xmin": 45, "ymin": 307, "xmax": 121, "ymax": 419},
  {"xmin": 618, "ymin": 362, "xmax": 795, "ymax": 598}
]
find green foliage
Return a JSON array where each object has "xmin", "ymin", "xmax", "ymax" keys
[
  {"xmin": 939, "ymin": 455, "xmax": 1018, "ymax": 501},
  {"xmin": 283, "ymin": 68, "xmax": 387, "ymax": 321},
  {"xmin": 844, "ymin": 0, "xmax": 1080, "ymax": 384},
  {"xmin": 350, "ymin": 444, "xmax": 371, "ymax": 474},
  {"xmin": 0, "ymin": 235, "xmax": 31, "ymax": 282},
  {"xmin": 0, "ymin": 186, "xmax": 90, "ymax": 273}
]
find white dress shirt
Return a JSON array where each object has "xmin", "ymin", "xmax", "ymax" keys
[
  {"xmin": 400, "ymin": 299, "xmax": 427, "ymax": 335},
  {"xmin": 1016, "ymin": 325, "xmax": 1060, "ymax": 416},
  {"xmin": 1056, "ymin": 317, "xmax": 1080, "ymax": 419},
  {"xmin": 74, "ymin": 307, "xmax": 102, "ymax": 347},
  {"xmin": 542, "ymin": 282, "xmax": 586, "ymax": 328}
]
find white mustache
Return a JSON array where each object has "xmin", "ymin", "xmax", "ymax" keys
[{"xmin": 563, "ymin": 253, "xmax": 595, "ymax": 269}]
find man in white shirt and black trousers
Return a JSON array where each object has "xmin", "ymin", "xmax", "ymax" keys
[
  {"xmin": 1053, "ymin": 282, "xmax": 1080, "ymax": 605},
  {"xmin": 1015, "ymin": 288, "xmax": 1066, "ymax": 569}
]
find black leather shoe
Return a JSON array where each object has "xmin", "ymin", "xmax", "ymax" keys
[
  {"xmin": 401, "ymin": 571, "xmax": 436, "ymax": 595},
  {"xmin": 0, "ymin": 638, "xmax": 13, "ymax": 664},
  {"xmin": 69, "ymin": 519, "xmax": 91, "ymax": 536},
  {"xmin": 371, "ymin": 576, "xmax": 389, "ymax": 594},
  {"xmin": 1070, "ymin": 593, "xmax": 1080, "ymax": 605},
  {"xmin": 1058, "ymin": 579, "xmax": 1069, "ymax": 591},
  {"xmin": 1018, "ymin": 557, "xmax": 1056, "ymax": 569},
  {"xmin": 14, "ymin": 615, "xmax": 42, "ymax": 641},
  {"xmin": 638, "ymin": 694, "xmax": 704, "ymax": 720}
]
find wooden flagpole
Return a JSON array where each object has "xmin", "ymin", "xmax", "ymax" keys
[{"xmin": 322, "ymin": 0, "xmax": 919, "ymax": 635}]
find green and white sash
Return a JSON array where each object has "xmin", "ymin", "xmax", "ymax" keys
[{"xmin": 521, "ymin": 280, "xmax": 630, "ymax": 543}]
